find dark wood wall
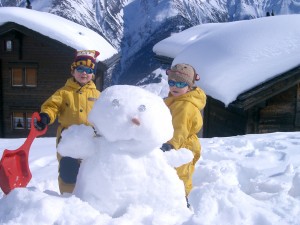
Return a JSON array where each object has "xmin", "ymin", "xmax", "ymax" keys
[
  {"xmin": 0, "ymin": 58, "xmax": 3, "ymax": 137},
  {"xmin": 254, "ymin": 84, "xmax": 300, "ymax": 133},
  {"xmin": 203, "ymin": 84, "xmax": 300, "ymax": 138},
  {"xmin": 203, "ymin": 97, "xmax": 247, "ymax": 138},
  {"xmin": 1, "ymin": 29, "xmax": 74, "ymax": 138}
]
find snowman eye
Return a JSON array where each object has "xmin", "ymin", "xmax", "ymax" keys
[
  {"xmin": 112, "ymin": 99, "xmax": 120, "ymax": 108},
  {"xmin": 138, "ymin": 104, "xmax": 146, "ymax": 112}
]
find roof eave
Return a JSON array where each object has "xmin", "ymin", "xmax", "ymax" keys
[
  {"xmin": 230, "ymin": 66, "xmax": 300, "ymax": 110},
  {"xmin": 154, "ymin": 53, "xmax": 300, "ymax": 111},
  {"xmin": 154, "ymin": 54, "xmax": 173, "ymax": 65}
]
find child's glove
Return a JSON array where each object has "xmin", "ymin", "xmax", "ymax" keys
[
  {"xmin": 160, "ymin": 143, "xmax": 173, "ymax": 152},
  {"xmin": 35, "ymin": 113, "xmax": 50, "ymax": 130}
]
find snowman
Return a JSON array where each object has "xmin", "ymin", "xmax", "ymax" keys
[{"xmin": 57, "ymin": 85, "xmax": 193, "ymax": 222}]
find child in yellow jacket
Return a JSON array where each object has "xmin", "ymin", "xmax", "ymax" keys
[
  {"xmin": 36, "ymin": 50, "xmax": 100, "ymax": 194},
  {"xmin": 161, "ymin": 63, "xmax": 206, "ymax": 204}
]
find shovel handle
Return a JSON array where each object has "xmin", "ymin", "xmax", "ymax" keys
[
  {"xmin": 31, "ymin": 112, "xmax": 48, "ymax": 136},
  {"xmin": 21, "ymin": 112, "xmax": 48, "ymax": 154}
]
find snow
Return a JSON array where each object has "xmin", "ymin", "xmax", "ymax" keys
[
  {"xmin": 153, "ymin": 15, "xmax": 300, "ymax": 106},
  {"xmin": 0, "ymin": 7, "xmax": 117, "ymax": 61},
  {"xmin": 1, "ymin": 84, "xmax": 300, "ymax": 225},
  {"xmin": 1, "ymin": 123, "xmax": 300, "ymax": 224},
  {"xmin": 29, "ymin": 0, "xmax": 52, "ymax": 12},
  {"xmin": 0, "ymin": 7, "xmax": 300, "ymax": 225}
]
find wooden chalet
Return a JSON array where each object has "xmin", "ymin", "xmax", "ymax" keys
[
  {"xmin": 155, "ymin": 56, "xmax": 300, "ymax": 138},
  {"xmin": 205, "ymin": 67, "xmax": 300, "ymax": 137},
  {"xmin": 0, "ymin": 22, "xmax": 116, "ymax": 138}
]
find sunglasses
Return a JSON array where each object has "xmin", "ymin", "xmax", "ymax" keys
[
  {"xmin": 168, "ymin": 80, "xmax": 189, "ymax": 88},
  {"xmin": 76, "ymin": 66, "xmax": 94, "ymax": 74}
]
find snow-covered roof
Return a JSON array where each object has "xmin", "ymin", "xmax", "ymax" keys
[
  {"xmin": 0, "ymin": 7, "xmax": 118, "ymax": 62},
  {"xmin": 153, "ymin": 15, "xmax": 300, "ymax": 106}
]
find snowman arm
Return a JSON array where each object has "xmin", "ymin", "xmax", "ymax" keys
[
  {"xmin": 163, "ymin": 148, "xmax": 194, "ymax": 168},
  {"xmin": 57, "ymin": 124, "xmax": 96, "ymax": 159}
]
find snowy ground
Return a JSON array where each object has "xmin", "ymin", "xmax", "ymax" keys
[
  {"xmin": 0, "ymin": 132, "xmax": 300, "ymax": 225},
  {"xmin": 1, "ymin": 7, "xmax": 300, "ymax": 225}
]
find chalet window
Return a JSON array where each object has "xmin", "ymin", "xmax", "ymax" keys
[
  {"xmin": 12, "ymin": 112, "xmax": 33, "ymax": 130},
  {"xmin": 11, "ymin": 66, "xmax": 37, "ymax": 87},
  {"xmin": 11, "ymin": 68, "xmax": 23, "ymax": 86},
  {"xmin": 5, "ymin": 40, "xmax": 12, "ymax": 52},
  {"xmin": 25, "ymin": 68, "xmax": 37, "ymax": 86}
]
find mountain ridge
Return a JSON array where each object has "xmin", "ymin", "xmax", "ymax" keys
[{"xmin": 1, "ymin": 0, "xmax": 300, "ymax": 85}]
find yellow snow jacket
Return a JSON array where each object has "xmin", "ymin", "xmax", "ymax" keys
[
  {"xmin": 164, "ymin": 87, "xmax": 206, "ymax": 195},
  {"xmin": 41, "ymin": 77, "xmax": 100, "ymax": 142}
]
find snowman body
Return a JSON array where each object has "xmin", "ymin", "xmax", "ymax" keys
[
  {"xmin": 74, "ymin": 139, "xmax": 187, "ymax": 217},
  {"xmin": 58, "ymin": 85, "xmax": 191, "ymax": 219}
]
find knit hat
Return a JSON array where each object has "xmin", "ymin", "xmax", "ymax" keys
[
  {"xmin": 166, "ymin": 63, "xmax": 200, "ymax": 87},
  {"xmin": 71, "ymin": 50, "xmax": 100, "ymax": 72}
]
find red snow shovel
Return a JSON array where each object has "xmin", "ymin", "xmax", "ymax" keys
[{"xmin": 0, "ymin": 112, "xmax": 47, "ymax": 194}]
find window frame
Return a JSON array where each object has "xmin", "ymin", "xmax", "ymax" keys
[
  {"xmin": 12, "ymin": 112, "xmax": 34, "ymax": 130},
  {"xmin": 10, "ymin": 64, "xmax": 38, "ymax": 87},
  {"xmin": 11, "ymin": 68, "xmax": 24, "ymax": 87},
  {"xmin": 5, "ymin": 40, "xmax": 13, "ymax": 52},
  {"xmin": 25, "ymin": 67, "xmax": 38, "ymax": 87}
]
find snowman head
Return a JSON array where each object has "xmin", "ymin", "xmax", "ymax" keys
[{"xmin": 88, "ymin": 85, "xmax": 173, "ymax": 155}]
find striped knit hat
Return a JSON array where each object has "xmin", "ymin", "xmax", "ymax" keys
[
  {"xmin": 71, "ymin": 50, "xmax": 100, "ymax": 72},
  {"xmin": 166, "ymin": 63, "xmax": 200, "ymax": 87}
]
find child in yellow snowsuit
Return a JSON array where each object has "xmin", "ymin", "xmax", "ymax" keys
[
  {"xmin": 36, "ymin": 50, "xmax": 100, "ymax": 194},
  {"xmin": 161, "ymin": 63, "xmax": 206, "ymax": 201}
]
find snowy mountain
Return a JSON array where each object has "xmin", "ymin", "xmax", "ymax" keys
[{"xmin": 1, "ymin": 0, "xmax": 300, "ymax": 85}]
